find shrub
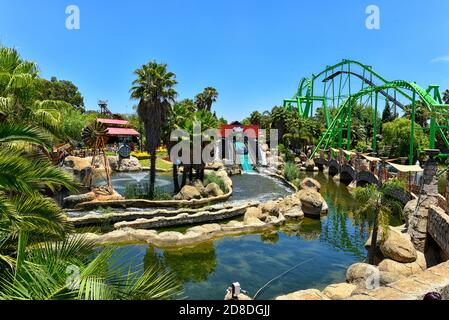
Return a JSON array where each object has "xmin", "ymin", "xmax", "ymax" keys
[
  {"xmin": 124, "ymin": 183, "xmax": 172, "ymax": 200},
  {"xmin": 284, "ymin": 162, "xmax": 299, "ymax": 182},
  {"xmin": 130, "ymin": 151, "xmax": 151, "ymax": 160},
  {"xmin": 204, "ymin": 172, "xmax": 229, "ymax": 193}
]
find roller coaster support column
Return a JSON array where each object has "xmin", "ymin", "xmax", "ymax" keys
[
  {"xmin": 347, "ymin": 97, "xmax": 352, "ymax": 151},
  {"xmin": 372, "ymin": 91, "xmax": 378, "ymax": 152},
  {"xmin": 410, "ymin": 91, "xmax": 416, "ymax": 165}
]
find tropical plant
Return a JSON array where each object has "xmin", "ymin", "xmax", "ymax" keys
[
  {"xmin": 195, "ymin": 87, "xmax": 218, "ymax": 112},
  {"xmin": 0, "ymin": 235, "xmax": 182, "ymax": 300},
  {"xmin": 34, "ymin": 76, "xmax": 85, "ymax": 111},
  {"xmin": 0, "ymin": 47, "xmax": 73, "ymax": 143},
  {"xmin": 381, "ymin": 118, "xmax": 428, "ymax": 159},
  {"xmin": 203, "ymin": 172, "xmax": 228, "ymax": 193},
  {"xmin": 130, "ymin": 61, "xmax": 177, "ymax": 197},
  {"xmin": 354, "ymin": 183, "xmax": 403, "ymax": 265},
  {"xmin": 284, "ymin": 162, "xmax": 299, "ymax": 182}
]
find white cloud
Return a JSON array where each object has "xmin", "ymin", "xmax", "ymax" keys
[{"xmin": 430, "ymin": 55, "xmax": 449, "ymax": 63}]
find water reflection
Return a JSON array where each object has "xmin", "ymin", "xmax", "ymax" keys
[
  {"xmin": 110, "ymin": 172, "xmax": 371, "ymax": 300},
  {"xmin": 144, "ymin": 243, "xmax": 217, "ymax": 284}
]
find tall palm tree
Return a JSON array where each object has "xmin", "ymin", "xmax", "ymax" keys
[
  {"xmin": 130, "ymin": 61, "xmax": 177, "ymax": 197},
  {"xmin": 195, "ymin": 87, "xmax": 218, "ymax": 112}
]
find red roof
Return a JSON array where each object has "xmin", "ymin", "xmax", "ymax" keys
[
  {"xmin": 106, "ymin": 127, "xmax": 140, "ymax": 137},
  {"xmin": 97, "ymin": 118, "xmax": 129, "ymax": 126}
]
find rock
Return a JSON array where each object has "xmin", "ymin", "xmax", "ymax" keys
[
  {"xmin": 115, "ymin": 156, "xmax": 142, "ymax": 172},
  {"xmin": 299, "ymin": 178, "xmax": 321, "ymax": 191},
  {"xmin": 323, "ymin": 283, "xmax": 357, "ymax": 300},
  {"xmin": 304, "ymin": 159, "xmax": 316, "ymax": 171},
  {"xmin": 275, "ymin": 289, "xmax": 330, "ymax": 300},
  {"xmin": 260, "ymin": 201, "xmax": 280, "ymax": 217},
  {"xmin": 278, "ymin": 195, "xmax": 304, "ymax": 219},
  {"xmin": 403, "ymin": 199, "xmax": 418, "ymax": 228},
  {"xmin": 378, "ymin": 252, "xmax": 427, "ymax": 277},
  {"xmin": 295, "ymin": 189, "xmax": 326, "ymax": 217},
  {"xmin": 63, "ymin": 192, "xmax": 96, "ymax": 208},
  {"xmin": 346, "ymin": 263, "xmax": 379, "ymax": 285},
  {"xmin": 379, "ymin": 271, "xmax": 405, "ymax": 285},
  {"xmin": 63, "ymin": 156, "xmax": 91, "ymax": 172},
  {"xmin": 380, "ymin": 228, "xmax": 417, "ymax": 263},
  {"xmin": 407, "ymin": 195, "xmax": 438, "ymax": 251},
  {"xmin": 192, "ymin": 179, "xmax": 204, "ymax": 191},
  {"xmin": 176, "ymin": 185, "xmax": 202, "ymax": 200},
  {"xmin": 244, "ymin": 207, "xmax": 267, "ymax": 221},
  {"xmin": 204, "ymin": 183, "xmax": 224, "ymax": 197}
]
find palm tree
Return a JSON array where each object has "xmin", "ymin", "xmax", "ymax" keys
[
  {"xmin": 443, "ymin": 89, "xmax": 449, "ymax": 104},
  {"xmin": 0, "ymin": 124, "xmax": 76, "ymax": 274},
  {"xmin": 130, "ymin": 61, "xmax": 177, "ymax": 197},
  {"xmin": 354, "ymin": 182, "xmax": 402, "ymax": 265},
  {"xmin": 0, "ymin": 235, "xmax": 182, "ymax": 300},
  {"xmin": 195, "ymin": 87, "xmax": 218, "ymax": 112}
]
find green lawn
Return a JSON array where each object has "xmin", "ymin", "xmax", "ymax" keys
[{"xmin": 139, "ymin": 157, "xmax": 173, "ymax": 171}]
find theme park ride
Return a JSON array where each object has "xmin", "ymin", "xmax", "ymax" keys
[{"xmin": 283, "ymin": 59, "xmax": 449, "ymax": 164}]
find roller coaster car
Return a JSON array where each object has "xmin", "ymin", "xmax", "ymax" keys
[{"xmin": 51, "ymin": 142, "xmax": 74, "ymax": 164}]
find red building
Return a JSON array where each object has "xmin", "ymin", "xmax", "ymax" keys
[{"xmin": 96, "ymin": 118, "xmax": 140, "ymax": 145}]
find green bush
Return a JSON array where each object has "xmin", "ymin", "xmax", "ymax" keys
[
  {"xmin": 204, "ymin": 172, "xmax": 229, "ymax": 193},
  {"xmin": 124, "ymin": 183, "xmax": 172, "ymax": 200},
  {"xmin": 284, "ymin": 162, "xmax": 299, "ymax": 182}
]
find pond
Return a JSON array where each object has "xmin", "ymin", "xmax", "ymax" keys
[{"xmin": 109, "ymin": 173, "xmax": 371, "ymax": 300}]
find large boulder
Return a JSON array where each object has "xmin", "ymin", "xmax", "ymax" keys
[
  {"xmin": 379, "ymin": 229, "xmax": 417, "ymax": 263},
  {"xmin": 278, "ymin": 196, "xmax": 304, "ymax": 219},
  {"xmin": 204, "ymin": 183, "xmax": 224, "ymax": 198},
  {"xmin": 63, "ymin": 156, "xmax": 91, "ymax": 172},
  {"xmin": 295, "ymin": 189, "xmax": 326, "ymax": 217},
  {"xmin": 260, "ymin": 201, "xmax": 280, "ymax": 217},
  {"xmin": 115, "ymin": 156, "xmax": 142, "ymax": 172},
  {"xmin": 174, "ymin": 185, "xmax": 202, "ymax": 201},
  {"xmin": 63, "ymin": 192, "xmax": 96, "ymax": 208},
  {"xmin": 323, "ymin": 283, "xmax": 357, "ymax": 300},
  {"xmin": 378, "ymin": 251, "xmax": 427, "ymax": 277},
  {"xmin": 346, "ymin": 263, "xmax": 378, "ymax": 285},
  {"xmin": 192, "ymin": 179, "xmax": 206, "ymax": 195},
  {"xmin": 299, "ymin": 178, "xmax": 321, "ymax": 192},
  {"xmin": 244, "ymin": 207, "xmax": 267, "ymax": 223}
]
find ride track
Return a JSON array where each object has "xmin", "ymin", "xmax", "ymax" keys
[{"xmin": 283, "ymin": 59, "xmax": 449, "ymax": 164}]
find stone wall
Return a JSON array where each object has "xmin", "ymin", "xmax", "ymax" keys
[{"xmin": 428, "ymin": 206, "xmax": 449, "ymax": 259}]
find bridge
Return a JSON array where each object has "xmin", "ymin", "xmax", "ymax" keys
[{"xmin": 283, "ymin": 59, "xmax": 449, "ymax": 164}]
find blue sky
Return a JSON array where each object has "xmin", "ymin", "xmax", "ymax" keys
[{"xmin": 1, "ymin": 0, "xmax": 449, "ymax": 121}]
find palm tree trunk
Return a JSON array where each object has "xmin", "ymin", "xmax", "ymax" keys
[
  {"xmin": 369, "ymin": 207, "xmax": 380, "ymax": 265},
  {"xmin": 149, "ymin": 152, "xmax": 157, "ymax": 198},
  {"xmin": 172, "ymin": 164, "xmax": 180, "ymax": 194},
  {"xmin": 181, "ymin": 166, "xmax": 187, "ymax": 188}
]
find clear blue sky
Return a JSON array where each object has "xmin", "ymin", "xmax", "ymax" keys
[{"xmin": 1, "ymin": 0, "xmax": 449, "ymax": 121}]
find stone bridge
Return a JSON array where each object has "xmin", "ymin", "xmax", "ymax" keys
[{"xmin": 314, "ymin": 149, "xmax": 380, "ymax": 187}]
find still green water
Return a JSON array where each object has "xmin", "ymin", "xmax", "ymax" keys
[{"xmin": 110, "ymin": 173, "xmax": 372, "ymax": 300}]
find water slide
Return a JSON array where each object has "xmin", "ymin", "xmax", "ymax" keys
[{"xmin": 234, "ymin": 141, "xmax": 253, "ymax": 172}]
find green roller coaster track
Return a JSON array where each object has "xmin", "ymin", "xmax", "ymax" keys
[{"xmin": 283, "ymin": 59, "xmax": 449, "ymax": 164}]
